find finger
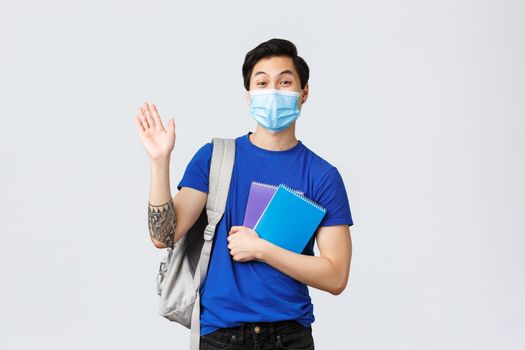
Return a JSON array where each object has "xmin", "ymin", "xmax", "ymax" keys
[
  {"xmin": 143, "ymin": 102, "xmax": 156, "ymax": 128},
  {"xmin": 144, "ymin": 102, "xmax": 156, "ymax": 128},
  {"xmin": 138, "ymin": 107, "xmax": 150, "ymax": 129},
  {"xmin": 151, "ymin": 104, "xmax": 164, "ymax": 131},
  {"xmin": 135, "ymin": 115, "xmax": 145, "ymax": 133}
]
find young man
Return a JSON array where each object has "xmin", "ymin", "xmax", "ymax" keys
[{"xmin": 136, "ymin": 38, "xmax": 353, "ymax": 350}]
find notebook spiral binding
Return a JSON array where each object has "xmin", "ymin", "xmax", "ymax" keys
[
  {"xmin": 252, "ymin": 181, "xmax": 304, "ymax": 195},
  {"xmin": 278, "ymin": 183, "xmax": 327, "ymax": 212}
]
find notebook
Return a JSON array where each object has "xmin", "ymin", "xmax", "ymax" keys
[
  {"xmin": 253, "ymin": 184, "xmax": 327, "ymax": 254},
  {"xmin": 242, "ymin": 181, "xmax": 303, "ymax": 229}
]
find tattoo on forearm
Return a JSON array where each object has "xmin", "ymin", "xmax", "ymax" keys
[{"xmin": 148, "ymin": 198, "xmax": 176, "ymax": 248}]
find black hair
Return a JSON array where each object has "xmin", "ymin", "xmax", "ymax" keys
[{"xmin": 242, "ymin": 38, "xmax": 310, "ymax": 91}]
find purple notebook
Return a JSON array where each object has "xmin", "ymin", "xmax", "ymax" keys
[{"xmin": 242, "ymin": 181, "xmax": 303, "ymax": 229}]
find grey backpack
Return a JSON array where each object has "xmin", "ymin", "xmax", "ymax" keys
[{"xmin": 156, "ymin": 137, "xmax": 236, "ymax": 350}]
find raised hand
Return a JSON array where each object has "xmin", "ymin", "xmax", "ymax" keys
[{"xmin": 135, "ymin": 102, "xmax": 176, "ymax": 161}]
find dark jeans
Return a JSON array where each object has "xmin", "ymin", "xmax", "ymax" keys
[{"xmin": 199, "ymin": 319, "xmax": 315, "ymax": 350}]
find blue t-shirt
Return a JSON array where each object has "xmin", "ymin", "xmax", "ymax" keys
[{"xmin": 177, "ymin": 131, "xmax": 354, "ymax": 336}]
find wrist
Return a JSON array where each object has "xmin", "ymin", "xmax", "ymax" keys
[
  {"xmin": 256, "ymin": 239, "xmax": 271, "ymax": 261},
  {"xmin": 150, "ymin": 156, "xmax": 170, "ymax": 168}
]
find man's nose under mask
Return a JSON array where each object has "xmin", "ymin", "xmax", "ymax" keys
[{"xmin": 248, "ymin": 89, "xmax": 301, "ymax": 133}]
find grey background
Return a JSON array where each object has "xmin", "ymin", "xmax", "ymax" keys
[{"xmin": 1, "ymin": 0, "xmax": 523, "ymax": 349}]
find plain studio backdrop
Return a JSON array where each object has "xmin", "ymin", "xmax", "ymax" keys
[{"xmin": 0, "ymin": 0, "xmax": 523, "ymax": 349}]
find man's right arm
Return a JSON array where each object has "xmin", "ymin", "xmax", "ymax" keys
[{"xmin": 148, "ymin": 157, "xmax": 207, "ymax": 249}]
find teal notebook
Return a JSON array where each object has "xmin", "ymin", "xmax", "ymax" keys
[{"xmin": 253, "ymin": 184, "xmax": 327, "ymax": 254}]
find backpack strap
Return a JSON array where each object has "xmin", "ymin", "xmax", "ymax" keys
[
  {"xmin": 204, "ymin": 137, "xmax": 236, "ymax": 240},
  {"xmin": 190, "ymin": 137, "xmax": 235, "ymax": 350}
]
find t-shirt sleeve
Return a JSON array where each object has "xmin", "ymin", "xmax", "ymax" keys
[
  {"xmin": 176, "ymin": 142, "xmax": 213, "ymax": 193},
  {"xmin": 313, "ymin": 167, "xmax": 354, "ymax": 227}
]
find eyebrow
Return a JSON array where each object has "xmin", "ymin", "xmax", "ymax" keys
[{"xmin": 254, "ymin": 69, "xmax": 295, "ymax": 77}]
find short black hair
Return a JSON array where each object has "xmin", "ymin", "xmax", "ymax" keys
[{"xmin": 242, "ymin": 38, "xmax": 310, "ymax": 91}]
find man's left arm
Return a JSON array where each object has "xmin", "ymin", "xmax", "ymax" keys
[{"xmin": 257, "ymin": 224, "xmax": 352, "ymax": 295}]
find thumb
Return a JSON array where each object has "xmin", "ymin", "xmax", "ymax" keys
[
  {"xmin": 167, "ymin": 117, "xmax": 175, "ymax": 134},
  {"xmin": 229, "ymin": 226, "xmax": 242, "ymax": 235}
]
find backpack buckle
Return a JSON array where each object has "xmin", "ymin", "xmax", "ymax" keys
[{"xmin": 204, "ymin": 224, "xmax": 215, "ymax": 241}]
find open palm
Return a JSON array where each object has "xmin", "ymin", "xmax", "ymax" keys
[{"xmin": 135, "ymin": 102, "xmax": 176, "ymax": 161}]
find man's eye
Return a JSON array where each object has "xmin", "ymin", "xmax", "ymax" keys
[
  {"xmin": 257, "ymin": 82, "xmax": 267, "ymax": 86},
  {"xmin": 280, "ymin": 81, "xmax": 291, "ymax": 85}
]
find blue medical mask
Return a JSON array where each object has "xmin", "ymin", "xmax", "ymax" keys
[{"xmin": 248, "ymin": 89, "xmax": 301, "ymax": 133}]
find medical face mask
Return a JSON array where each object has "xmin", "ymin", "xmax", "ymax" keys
[{"xmin": 248, "ymin": 89, "xmax": 301, "ymax": 133}]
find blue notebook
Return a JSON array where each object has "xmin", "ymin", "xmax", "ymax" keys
[{"xmin": 253, "ymin": 184, "xmax": 327, "ymax": 254}]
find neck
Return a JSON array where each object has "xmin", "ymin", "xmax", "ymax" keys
[{"xmin": 249, "ymin": 123, "xmax": 299, "ymax": 151}]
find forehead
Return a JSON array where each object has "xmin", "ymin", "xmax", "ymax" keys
[{"xmin": 251, "ymin": 56, "xmax": 298, "ymax": 78}]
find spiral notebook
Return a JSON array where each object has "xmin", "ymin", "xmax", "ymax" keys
[
  {"xmin": 242, "ymin": 181, "xmax": 303, "ymax": 229},
  {"xmin": 253, "ymin": 184, "xmax": 327, "ymax": 254}
]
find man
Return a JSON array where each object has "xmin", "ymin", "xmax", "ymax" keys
[{"xmin": 135, "ymin": 38, "xmax": 354, "ymax": 350}]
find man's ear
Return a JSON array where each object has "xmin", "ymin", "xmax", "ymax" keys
[{"xmin": 301, "ymin": 83, "xmax": 309, "ymax": 105}]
